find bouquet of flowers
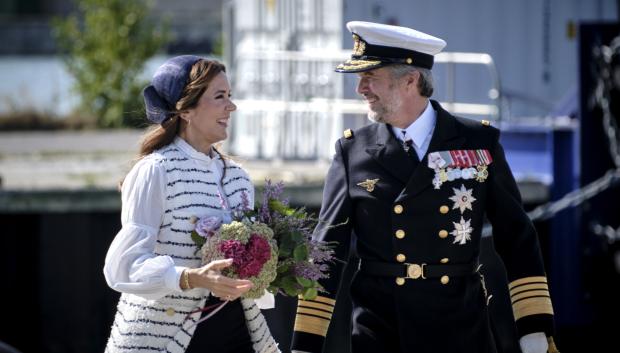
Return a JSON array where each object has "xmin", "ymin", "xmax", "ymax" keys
[{"xmin": 190, "ymin": 180, "xmax": 334, "ymax": 300}]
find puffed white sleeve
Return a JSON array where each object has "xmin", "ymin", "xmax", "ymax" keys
[{"xmin": 103, "ymin": 157, "xmax": 185, "ymax": 300}]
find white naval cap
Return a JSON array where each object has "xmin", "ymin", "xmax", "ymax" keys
[{"xmin": 336, "ymin": 21, "xmax": 447, "ymax": 73}]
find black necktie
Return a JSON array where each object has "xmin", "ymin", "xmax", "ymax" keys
[
  {"xmin": 404, "ymin": 139, "xmax": 421, "ymax": 169},
  {"xmin": 401, "ymin": 130, "xmax": 420, "ymax": 169}
]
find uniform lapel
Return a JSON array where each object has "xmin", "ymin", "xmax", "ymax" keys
[
  {"xmin": 396, "ymin": 100, "xmax": 467, "ymax": 201},
  {"xmin": 365, "ymin": 123, "xmax": 413, "ymax": 184}
]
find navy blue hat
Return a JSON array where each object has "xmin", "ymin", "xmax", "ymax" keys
[{"xmin": 143, "ymin": 55, "xmax": 203, "ymax": 124}]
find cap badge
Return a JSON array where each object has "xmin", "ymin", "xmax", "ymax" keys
[
  {"xmin": 352, "ymin": 34, "xmax": 366, "ymax": 56},
  {"xmin": 357, "ymin": 178, "xmax": 379, "ymax": 192}
]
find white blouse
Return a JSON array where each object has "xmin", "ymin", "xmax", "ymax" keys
[{"xmin": 104, "ymin": 137, "xmax": 233, "ymax": 300}]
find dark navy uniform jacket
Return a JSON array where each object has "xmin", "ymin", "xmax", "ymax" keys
[{"xmin": 292, "ymin": 100, "xmax": 554, "ymax": 353}]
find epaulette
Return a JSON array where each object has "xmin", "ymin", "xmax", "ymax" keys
[
  {"xmin": 343, "ymin": 129, "xmax": 353, "ymax": 139},
  {"xmin": 481, "ymin": 119, "xmax": 491, "ymax": 126}
]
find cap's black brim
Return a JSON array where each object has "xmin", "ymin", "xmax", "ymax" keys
[{"xmin": 334, "ymin": 59, "xmax": 384, "ymax": 73}]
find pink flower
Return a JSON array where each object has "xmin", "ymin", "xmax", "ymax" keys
[
  {"xmin": 195, "ymin": 216, "xmax": 222, "ymax": 238},
  {"xmin": 219, "ymin": 234, "xmax": 271, "ymax": 279},
  {"xmin": 220, "ymin": 240, "xmax": 246, "ymax": 267}
]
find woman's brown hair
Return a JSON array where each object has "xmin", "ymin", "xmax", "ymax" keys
[{"xmin": 122, "ymin": 59, "xmax": 229, "ymax": 187}]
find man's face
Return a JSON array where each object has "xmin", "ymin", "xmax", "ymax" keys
[{"xmin": 356, "ymin": 67, "xmax": 404, "ymax": 124}]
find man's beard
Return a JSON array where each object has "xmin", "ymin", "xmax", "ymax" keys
[{"xmin": 367, "ymin": 94, "xmax": 402, "ymax": 124}]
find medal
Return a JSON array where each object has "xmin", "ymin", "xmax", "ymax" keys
[
  {"xmin": 451, "ymin": 217, "xmax": 473, "ymax": 245},
  {"xmin": 449, "ymin": 184, "xmax": 476, "ymax": 214},
  {"xmin": 475, "ymin": 165, "xmax": 489, "ymax": 182}
]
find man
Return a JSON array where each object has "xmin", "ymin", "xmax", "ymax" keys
[{"xmin": 291, "ymin": 21, "xmax": 558, "ymax": 353}]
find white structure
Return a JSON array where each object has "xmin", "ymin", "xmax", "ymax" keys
[{"xmin": 224, "ymin": 0, "xmax": 617, "ymax": 160}]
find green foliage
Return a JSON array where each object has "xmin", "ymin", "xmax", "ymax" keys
[{"xmin": 53, "ymin": 0, "xmax": 169, "ymax": 128}]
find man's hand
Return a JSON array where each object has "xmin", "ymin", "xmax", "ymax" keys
[{"xmin": 519, "ymin": 332, "xmax": 548, "ymax": 353}]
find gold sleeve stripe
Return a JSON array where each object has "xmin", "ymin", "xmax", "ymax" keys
[
  {"xmin": 299, "ymin": 295, "xmax": 337, "ymax": 306},
  {"xmin": 509, "ymin": 283, "xmax": 549, "ymax": 296},
  {"xmin": 297, "ymin": 307, "xmax": 333, "ymax": 320},
  {"xmin": 511, "ymin": 290, "xmax": 551, "ymax": 303},
  {"xmin": 508, "ymin": 276, "xmax": 547, "ymax": 290},
  {"xmin": 512, "ymin": 296, "xmax": 554, "ymax": 320},
  {"xmin": 298, "ymin": 300, "xmax": 334, "ymax": 313},
  {"xmin": 294, "ymin": 314, "xmax": 330, "ymax": 336}
]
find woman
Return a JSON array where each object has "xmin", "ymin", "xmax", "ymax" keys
[{"xmin": 104, "ymin": 55, "xmax": 279, "ymax": 353}]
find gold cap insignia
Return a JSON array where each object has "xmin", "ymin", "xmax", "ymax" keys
[
  {"xmin": 357, "ymin": 178, "xmax": 379, "ymax": 192},
  {"xmin": 343, "ymin": 129, "xmax": 353, "ymax": 139},
  {"xmin": 352, "ymin": 34, "xmax": 366, "ymax": 56}
]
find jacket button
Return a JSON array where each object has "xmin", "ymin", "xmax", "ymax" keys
[
  {"xmin": 395, "ymin": 229, "xmax": 405, "ymax": 239},
  {"xmin": 440, "ymin": 258, "xmax": 449, "ymax": 264},
  {"xmin": 394, "ymin": 204, "xmax": 403, "ymax": 214},
  {"xmin": 396, "ymin": 254, "xmax": 406, "ymax": 262},
  {"xmin": 396, "ymin": 277, "xmax": 405, "ymax": 286},
  {"xmin": 166, "ymin": 307, "xmax": 176, "ymax": 316},
  {"xmin": 438, "ymin": 230, "xmax": 448, "ymax": 239},
  {"xmin": 439, "ymin": 205, "xmax": 449, "ymax": 214},
  {"xmin": 440, "ymin": 275, "xmax": 450, "ymax": 284}
]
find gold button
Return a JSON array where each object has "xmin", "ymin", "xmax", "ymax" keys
[
  {"xmin": 438, "ymin": 230, "xmax": 448, "ymax": 239},
  {"xmin": 166, "ymin": 307, "xmax": 175, "ymax": 316},
  {"xmin": 406, "ymin": 58, "xmax": 413, "ymax": 64},
  {"xmin": 440, "ymin": 258, "xmax": 449, "ymax": 264},
  {"xmin": 440, "ymin": 275, "xmax": 450, "ymax": 284},
  {"xmin": 394, "ymin": 204, "xmax": 403, "ymax": 214},
  {"xmin": 439, "ymin": 205, "xmax": 449, "ymax": 214},
  {"xmin": 396, "ymin": 277, "xmax": 405, "ymax": 286},
  {"xmin": 395, "ymin": 229, "xmax": 405, "ymax": 239},
  {"xmin": 396, "ymin": 254, "xmax": 406, "ymax": 262}
]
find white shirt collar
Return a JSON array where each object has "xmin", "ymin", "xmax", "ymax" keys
[
  {"xmin": 391, "ymin": 100, "xmax": 436, "ymax": 148},
  {"xmin": 173, "ymin": 136, "xmax": 216, "ymax": 163}
]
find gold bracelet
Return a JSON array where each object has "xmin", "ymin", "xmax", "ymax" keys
[{"xmin": 183, "ymin": 270, "xmax": 192, "ymax": 290}]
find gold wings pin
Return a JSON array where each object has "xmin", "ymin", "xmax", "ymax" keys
[{"xmin": 357, "ymin": 178, "xmax": 379, "ymax": 192}]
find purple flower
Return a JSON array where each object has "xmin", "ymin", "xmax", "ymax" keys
[
  {"xmin": 240, "ymin": 191, "xmax": 251, "ymax": 211},
  {"xmin": 294, "ymin": 261, "xmax": 329, "ymax": 281},
  {"xmin": 195, "ymin": 216, "xmax": 222, "ymax": 238}
]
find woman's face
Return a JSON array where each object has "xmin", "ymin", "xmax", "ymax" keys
[{"xmin": 181, "ymin": 71, "xmax": 237, "ymax": 147}]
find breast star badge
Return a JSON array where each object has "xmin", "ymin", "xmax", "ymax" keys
[
  {"xmin": 357, "ymin": 178, "xmax": 379, "ymax": 192},
  {"xmin": 449, "ymin": 184, "xmax": 476, "ymax": 214},
  {"xmin": 451, "ymin": 217, "xmax": 473, "ymax": 245}
]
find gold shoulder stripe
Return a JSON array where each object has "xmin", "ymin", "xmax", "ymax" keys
[
  {"xmin": 512, "ymin": 296, "xmax": 554, "ymax": 320},
  {"xmin": 509, "ymin": 283, "xmax": 549, "ymax": 297},
  {"xmin": 294, "ymin": 314, "xmax": 331, "ymax": 336},
  {"xmin": 298, "ymin": 300, "xmax": 334, "ymax": 313},
  {"xmin": 508, "ymin": 276, "xmax": 547, "ymax": 290},
  {"xmin": 299, "ymin": 295, "xmax": 337, "ymax": 306},
  {"xmin": 297, "ymin": 307, "xmax": 333, "ymax": 320},
  {"xmin": 511, "ymin": 290, "xmax": 551, "ymax": 303}
]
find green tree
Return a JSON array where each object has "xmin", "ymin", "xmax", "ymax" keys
[{"xmin": 54, "ymin": 0, "xmax": 169, "ymax": 128}]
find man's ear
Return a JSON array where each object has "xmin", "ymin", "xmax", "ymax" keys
[{"xmin": 405, "ymin": 71, "xmax": 420, "ymax": 91}]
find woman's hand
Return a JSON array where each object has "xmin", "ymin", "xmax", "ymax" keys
[{"xmin": 187, "ymin": 259, "xmax": 253, "ymax": 301}]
